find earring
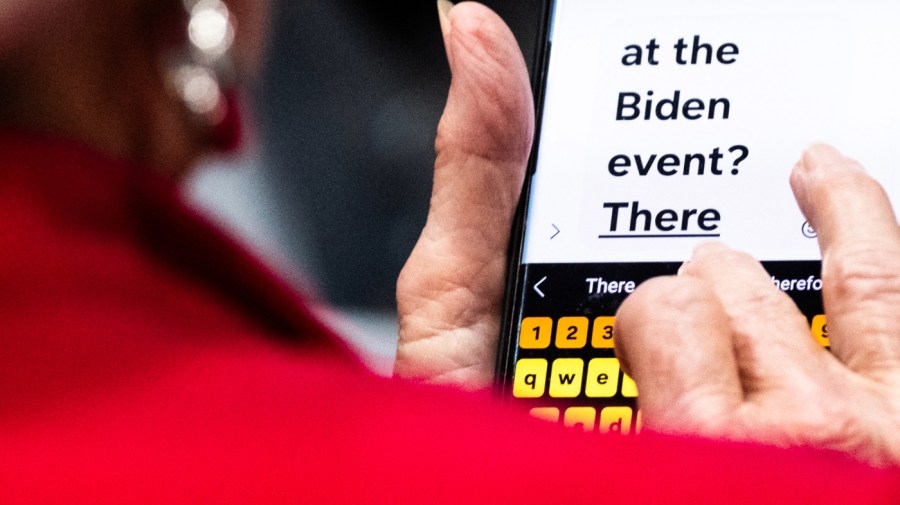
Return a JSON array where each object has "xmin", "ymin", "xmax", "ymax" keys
[{"xmin": 168, "ymin": 0, "xmax": 241, "ymax": 150}]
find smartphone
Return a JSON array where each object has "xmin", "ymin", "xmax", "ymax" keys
[{"xmin": 497, "ymin": 0, "xmax": 900, "ymax": 433}]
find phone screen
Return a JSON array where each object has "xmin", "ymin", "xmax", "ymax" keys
[{"xmin": 497, "ymin": 0, "xmax": 900, "ymax": 433}]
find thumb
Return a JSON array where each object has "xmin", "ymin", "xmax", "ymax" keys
[{"xmin": 395, "ymin": 1, "xmax": 534, "ymax": 388}]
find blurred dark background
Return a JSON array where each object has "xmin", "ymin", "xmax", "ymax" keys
[{"xmin": 252, "ymin": 0, "xmax": 543, "ymax": 310}]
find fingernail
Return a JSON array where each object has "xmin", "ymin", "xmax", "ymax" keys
[
  {"xmin": 798, "ymin": 144, "xmax": 831, "ymax": 176},
  {"xmin": 692, "ymin": 241, "xmax": 730, "ymax": 259},
  {"xmin": 677, "ymin": 260, "xmax": 690, "ymax": 276},
  {"xmin": 789, "ymin": 160, "xmax": 810, "ymax": 211},
  {"xmin": 799, "ymin": 143, "xmax": 865, "ymax": 176},
  {"xmin": 793, "ymin": 144, "xmax": 869, "ymax": 210},
  {"xmin": 437, "ymin": 0, "xmax": 455, "ymax": 36}
]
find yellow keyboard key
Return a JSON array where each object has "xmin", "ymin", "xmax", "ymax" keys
[
  {"xmin": 549, "ymin": 358, "xmax": 584, "ymax": 398},
  {"xmin": 592, "ymin": 316, "xmax": 616, "ymax": 349},
  {"xmin": 622, "ymin": 372, "xmax": 638, "ymax": 398},
  {"xmin": 585, "ymin": 358, "xmax": 620, "ymax": 398},
  {"xmin": 599, "ymin": 406, "xmax": 633, "ymax": 435},
  {"xmin": 564, "ymin": 407, "xmax": 596, "ymax": 432},
  {"xmin": 520, "ymin": 317, "xmax": 553, "ymax": 349},
  {"xmin": 529, "ymin": 407, "xmax": 560, "ymax": 423},
  {"xmin": 555, "ymin": 317, "xmax": 589, "ymax": 349},
  {"xmin": 513, "ymin": 359, "xmax": 548, "ymax": 398},
  {"xmin": 811, "ymin": 314, "xmax": 829, "ymax": 347}
]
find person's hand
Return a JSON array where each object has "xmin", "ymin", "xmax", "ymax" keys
[
  {"xmin": 394, "ymin": 1, "xmax": 533, "ymax": 389},
  {"xmin": 616, "ymin": 144, "xmax": 900, "ymax": 467}
]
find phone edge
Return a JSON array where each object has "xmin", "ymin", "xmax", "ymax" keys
[{"xmin": 494, "ymin": 0, "xmax": 555, "ymax": 397}]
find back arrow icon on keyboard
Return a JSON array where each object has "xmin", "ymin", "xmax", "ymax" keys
[{"xmin": 534, "ymin": 276, "xmax": 548, "ymax": 298}]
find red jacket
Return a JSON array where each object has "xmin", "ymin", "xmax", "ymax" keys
[{"xmin": 0, "ymin": 131, "xmax": 897, "ymax": 503}]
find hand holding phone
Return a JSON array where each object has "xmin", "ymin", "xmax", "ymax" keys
[{"xmin": 395, "ymin": 0, "xmax": 899, "ymax": 468}]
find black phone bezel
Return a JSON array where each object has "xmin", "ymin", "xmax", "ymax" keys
[{"xmin": 494, "ymin": 0, "xmax": 556, "ymax": 395}]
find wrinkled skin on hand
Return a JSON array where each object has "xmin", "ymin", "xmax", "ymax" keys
[
  {"xmin": 395, "ymin": 1, "xmax": 533, "ymax": 389},
  {"xmin": 615, "ymin": 145, "xmax": 900, "ymax": 468},
  {"xmin": 397, "ymin": 3, "xmax": 900, "ymax": 469}
]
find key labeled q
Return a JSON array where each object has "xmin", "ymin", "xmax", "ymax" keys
[{"xmin": 513, "ymin": 359, "xmax": 548, "ymax": 398}]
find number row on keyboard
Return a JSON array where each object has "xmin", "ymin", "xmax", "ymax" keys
[
  {"xmin": 519, "ymin": 316, "xmax": 616, "ymax": 350},
  {"xmin": 521, "ymin": 315, "xmax": 829, "ymax": 350}
]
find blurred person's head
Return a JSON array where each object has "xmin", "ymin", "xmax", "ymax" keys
[{"xmin": 0, "ymin": 0, "xmax": 271, "ymax": 175}]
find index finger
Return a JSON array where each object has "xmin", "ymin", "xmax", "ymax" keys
[
  {"xmin": 790, "ymin": 144, "xmax": 900, "ymax": 380},
  {"xmin": 615, "ymin": 276, "xmax": 743, "ymax": 436}
]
